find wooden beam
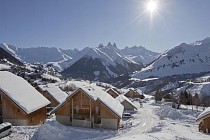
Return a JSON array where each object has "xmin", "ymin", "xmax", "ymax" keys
[
  {"xmin": 71, "ymin": 99, "xmax": 73, "ymax": 120},
  {"xmin": 90, "ymin": 99, "xmax": 91, "ymax": 119},
  {"xmin": 80, "ymin": 92, "xmax": 82, "ymax": 107}
]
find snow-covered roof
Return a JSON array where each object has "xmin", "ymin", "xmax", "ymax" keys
[
  {"xmin": 186, "ymin": 82, "xmax": 210, "ymax": 95},
  {"xmin": 174, "ymin": 85, "xmax": 189, "ymax": 95},
  {"xmin": 52, "ymin": 84, "xmax": 124, "ymax": 118},
  {"xmin": 123, "ymin": 88, "xmax": 143, "ymax": 96},
  {"xmin": 115, "ymin": 94, "xmax": 137, "ymax": 109},
  {"xmin": 38, "ymin": 84, "xmax": 68, "ymax": 104},
  {"xmin": 135, "ymin": 89, "xmax": 143, "ymax": 95},
  {"xmin": 196, "ymin": 107, "xmax": 210, "ymax": 122},
  {"xmin": 119, "ymin": 88, "xmax": 130, "ymax": 94},
  {"xmin": 0, "ymin": 71, "xmax": 50, "ymax": 114}
]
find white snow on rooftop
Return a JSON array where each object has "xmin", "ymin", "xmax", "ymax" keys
[
  {"xmin": 196, "ymin": 107, "xmax": 210, "ymax": 122},
  {"xmin": 0, "ymin": 71, "xmax": 50, "ymax": 114},
  {"xmin": 115, "ymin": 94, "xmax": 137, "ymax": 109},
  {"xmin": 81, "ymin": 85, "xmax": 124, "ymax": 118},
  {"xmin": 38, "ymin": 84, "xmax": 68, "ymax": 104}
]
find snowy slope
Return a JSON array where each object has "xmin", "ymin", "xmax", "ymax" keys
[
  {"xmin": 64, "ymin": 42, "xmax": 139, "ymax": 67},
  {"xmin": 0, "ymin": 46, "xmax": 23, "ymax": 66},
  {"xmin": 133, "ymin": 37, "xmax": 210, "ymax": 79},
  {"xmin": 122, "ymin": 46, "xmax": 160, "ymax": 64},
  {"xmin": 0, "ymin": 43, "xmax": 77, "ymax": 71}
]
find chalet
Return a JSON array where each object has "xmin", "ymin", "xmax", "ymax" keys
[
  {"xmin": 0, "ymin": 71, "xmax": 50, "ymax": 125},
  {"xmin": 36, "ymin": 84, "xmax": 68, "ymax": 108},
  {"xmin": 115, "ymin": 95, "xmax": 137, "ymax": 111},
  {"xmin": 106, "ymin": 88, "xmax": 119, "ymax": 98},
  {"xmin": 51, "ymin": 85, "xmax": 124, "ymax": 130},
  {"xmin": 162, "ymin": 93, "xmax": 173, "ymax": 102},
  {"xmin": 124, "ymin": 88, "xmax": 144, "ymax": 99},
  {"xmin": 196, "ymin": 107, "xmax": 210, "ymax": 133}
]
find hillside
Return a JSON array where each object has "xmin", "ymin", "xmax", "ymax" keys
[
  {"xmin": 133, "ymin": 37, "xmax": 210, "ymax": 79},
  {"xmin": 0, "ymin": 47, "xmax": 22, "ymax": 65}
]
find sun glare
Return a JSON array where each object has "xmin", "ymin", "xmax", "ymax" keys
[{"xmin": 147, "ymin": 0, "xmax": 158, "ymax": 14}]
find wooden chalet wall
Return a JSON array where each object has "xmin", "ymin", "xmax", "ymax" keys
[
  {"xmin": 0, "ymin": 90, "xmax": 47, "ymax": 125},
  {"xmin": 55, "ymin": 90, "xmax": 120, "ymax": 129},
  {"xmin": 199, "ymin": 117, "xmax": 210, "ymax": 133}
]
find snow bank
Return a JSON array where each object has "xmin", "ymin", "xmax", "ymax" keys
[
  {"xmin": 32, "ymin": 119, "xmax": 117, "ymax": 140},
  {"xmin": 154, "ymin": 105, "xmax": 201, "ymax": 123},
  {"xmin": 0, "ymin": 64, "xmax": 11, "ymax": 70}
]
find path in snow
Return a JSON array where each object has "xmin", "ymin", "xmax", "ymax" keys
[{"xmin": 112, "ymin": 102, "xmax": 158, "ymax": 139}]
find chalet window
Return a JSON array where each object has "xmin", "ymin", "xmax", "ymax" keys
[
  {"xmin": 95, "ymin": 106, "xmax": 100, "ymax": 115},
  {"xmin": 76, "ymin": 105, "xmax": 79, "ymax": 113}
]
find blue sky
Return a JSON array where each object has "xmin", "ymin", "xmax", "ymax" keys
[{"xmin": 0, "ymin": 0, "xmax": 210, "ymax": 52}]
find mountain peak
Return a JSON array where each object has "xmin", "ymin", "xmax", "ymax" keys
[
  {"xmin": 106, "ymin": 42, "xmax": 117, "ymax": 48},
  {"xmin": 107, "ymin": 42, "xmax": 112, "ymax": 46},
  {"xmin": 97, "ymin": 42, "xmax": 117, "ymax": 49}
]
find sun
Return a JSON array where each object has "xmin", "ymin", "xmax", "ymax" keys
[{"xmin": 146, "ymin": 0, "xmax": 158, "ymax": 14}]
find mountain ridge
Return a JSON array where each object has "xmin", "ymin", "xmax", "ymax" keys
[
  {"xmin": 132, "ymin": 37, "xmax": 210, "ymax": 79},
  {"xmin": 0, "ymin": 42, "xmax": 159, "ymax": 70}
]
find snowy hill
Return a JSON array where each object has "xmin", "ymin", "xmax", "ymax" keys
[{"xmin": 133, "ymin": 37, "xmax": 210, "ymax": 79}]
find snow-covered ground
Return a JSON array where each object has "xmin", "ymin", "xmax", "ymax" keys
[
  {"xmin": 0, "ymin": 64, "xmax": 11, "ymax": 70},
  {"xmin": 3, "ymin": 97, "xmax": 210, "ymax": 140}
]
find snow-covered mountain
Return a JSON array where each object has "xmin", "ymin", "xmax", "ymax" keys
[
  {"xmin": 0, "ymin": 42, "xmax": 158, "ymax": 71},
  {"xmin": 122, "ymin": 46, "xmax": 160, "ymax": 64},
  {"xmin": 0, "ymin": 43, "xmax": 76, "ymax": 64},
  {"xmin": 133, "ymin": 37, "xmax": 210, "ymax": 79},
  {"xmin": 61, "ymin": 43, "xmax": 144, "ymax": 81},
  {"xmin": 0, "ymin": 47, "xmax": 22, "ymax": 66}
]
